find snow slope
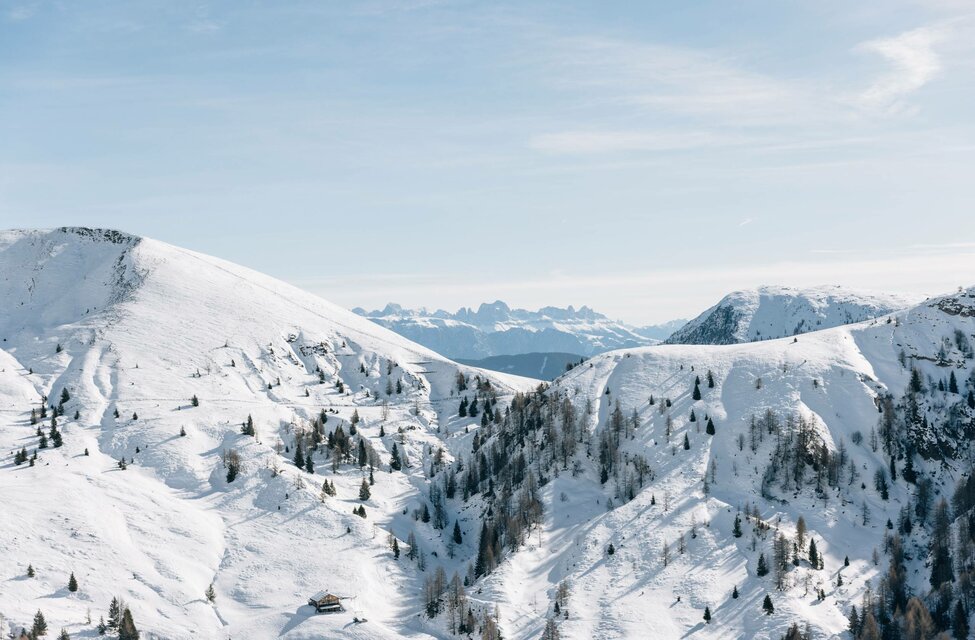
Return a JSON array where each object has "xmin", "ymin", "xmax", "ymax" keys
[
  {"xmin": 0, "ymin": 227, "xmax": 536, "ymax": 639},
  {"xmin": 487, "ymin": 287, "xmax": 974, "ymax": 640},
  {"xmin": 354, "ymin": 302, "xmax": 677, "ymax": 359},
  {"xmin": 4, "ymin": 227, "xmax": 973, "ymax": 640},
  {"xmin": 665, "ymin": 285, "xmax": 917, "ymax": 345}
]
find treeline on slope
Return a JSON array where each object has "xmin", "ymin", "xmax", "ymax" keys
[{"xmin": 755, "ymin": 330, "xmax": 975, "ymax": 639}]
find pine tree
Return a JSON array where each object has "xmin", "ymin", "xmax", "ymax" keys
[
  {"xmin": 50, "ymin": 423, "xmax": 62, "ymax": 448},
  {"xmin": 762, "ymin": 594, "xmax": 774, "ymax": 615},
  {"xmin": 705, "ymin": 418, "xmax": 715, "ymax": 435},
  {"xmin": 60, "ymin": 388, "xmax": 70, "ymax": 405},
  {"xmin": 132, "ymin": 412, "xmax": 137, "ymax": 420},
  {"xmin": 949, "ymin": 371, "xmax": 959, "ymax": 393},
  {"xmin": 241, "ymin": 414, "xmax": 255, "ymax": 436},
  {"xmin": 180, "ymin": 426, "xmax": 186, "ymax": 437},
  {"xmin": 703, "ymin": 606, "xmax": 711, "ymax": 623},
  {"xmin": 118, "ymin": 608, "xmax": 139, "ymax": 640},
  {"xmin": 31, "ymin": 610, "xmax": 47, "ymax": 637},
  {"xmin": 848, "ymin": 604, "xmax": 860, "ymax": 637},
  {"xmin": 808, "ymin": 539, "xmax": 819, "ymax": 567},
  {"xmin": 756, "ymin": 552, "xmax": 769, "ymax": 576},
  {"xmin": 707, "ymin": 370, "xmax": 715, "ymax": 388},
  {"xmin": 390, "ymin": 443, "xmax": 402, "ymax": 471},
  {"xmin": 293, "ymin": 441, "xmax": 304, "ymax": 468},
  {"xmin": 305, "ymin": 452, "xmax": 314, "ymax": 474},
  {"xmin": 453, "ymin": 520, "xmax": 463, "ymax": 545},
  {"xmin": 359, "ymin": 478, "xmax": 371, "ymax": 500},
  {"xmin": 191, "ymin": 394, "xmax": 199, "ymax": 407},
  {"xmin": 732, "ymin": 585, "xmax": 739, "ymax": 599},
  {"xmin": 392, "ymin": 538, "xmax": 400, "ymax": 559},
  {"xmin": 205, "ymin": 583, "xmax": 216, "ymax": 602},
  {"xmin": 474, "ymin": 521, "xmax": 492, "ymax": 578},
  {"xmin": 910, "ymin": 367, "xmax": 923, "ymax": 393},
  {"xmin": 358, "ymin": 439, "xmax": 367, "ymax": 467},
  {"xmin": 968, "ymin": 389, "xmax": 975, "ymax": 409},
  {"xmin": 68, "ymin": 572, "xmax": 78, "ymax": 592},
  {"xmin": 692, "ymin": 380, "xmax": 702, "ymax": 401},
  {"xmin": 108, "ymin": 597, "xmax": 121, "ymax": 629},
  {"xmin": 27, "ymin": 564, "xmax": 35, "ymax": 578},
  {"xmin": 689, "ymin": 409, "xmax": 696, "ymax": 422},
  {"xmin": 58, "ymin": 628, "xmax": 70, "ymax": 640},
  {"xmin": 733, "ymin": 514, "xmax": 743, "ymax": 538},
  {"xmin": 683, "ymin": 433, "xmax": 690, "ymax": 450},
  {"xmin": 458, "ymin": 397, "xmax": 467, "ymax": 417}
]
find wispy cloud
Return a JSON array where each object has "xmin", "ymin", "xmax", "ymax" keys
[
  {"xmin": 541, "ymin": 35, "xmax": 821, "ymax": 128},
  {"xmin": 855, "ymin": 25, "xmax": 947, "ymax": 113}
]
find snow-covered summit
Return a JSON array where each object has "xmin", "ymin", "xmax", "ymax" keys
[
  {"xmin": 0, "ymin": 227, "xmax": 535, "ymax": 639},
  {"xmin": 664, "ymin": 284, "xmax": 918, "ymax": 345}
]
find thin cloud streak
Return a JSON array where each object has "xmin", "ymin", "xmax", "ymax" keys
[{"xmin": 856, "ymin": 25, "xmax": 947, "ymax": 112}]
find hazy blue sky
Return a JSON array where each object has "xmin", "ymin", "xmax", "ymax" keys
[{"xmin": 2, "ymin": 1, "xmax": 974, "ymax": 324}]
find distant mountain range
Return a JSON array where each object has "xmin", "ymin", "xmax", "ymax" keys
[
  {"xmin": 664, "ymin": 285, "xmax": 919, "ymax": 345},
  {"xmin": 353, "ymin": 301, "xmax": 686, "ymax": 360}
]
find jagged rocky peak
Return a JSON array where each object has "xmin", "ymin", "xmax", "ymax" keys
[{"xmin": 354, "ymin": 300, "xmax": 669, "ymax": 359}]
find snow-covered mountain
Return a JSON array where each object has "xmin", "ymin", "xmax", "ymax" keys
[
  {"xmin": 528, "ymin": 286, "xmax": 975, "ymax": 640},
  {"xmin": 5, "ymin": 228, "xmax": 974, "ymax": 640},
  {"xmin": 353, "ymin": 302, "xmax": 682, "ymax": 359},
  {"xmin": 665, "ymin": 285, "xmax": 917, "ymax": 345},
  {"xmin": 0, "ymin": 227, "xmax": 536, "ymax": 640}
]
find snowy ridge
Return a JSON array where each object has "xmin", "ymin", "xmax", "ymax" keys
[
  {"xmin": 0, "ymin": 228, "xmax": 536, "ymax": 639},
  {"xmin": 664, "ymin": 285, "xmax": 918, "ymax": 345}
]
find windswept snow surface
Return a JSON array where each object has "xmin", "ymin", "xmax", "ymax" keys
[
  {"xmin": 0, "ymin": 228, "xmax": 535, "ymax": 639},
  {"xmin": 665, "ymin": 285, "xmax": 918, "ymax": 345}
]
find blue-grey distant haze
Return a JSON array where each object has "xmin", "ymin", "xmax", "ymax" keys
[{"xmin": 1, "ymin": 0, "xmax": 973, "ymax": 324}]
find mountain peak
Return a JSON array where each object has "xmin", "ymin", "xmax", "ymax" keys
[{"xmin": 665, "ymin": 284, "xmax": 918, "ymax": 345}]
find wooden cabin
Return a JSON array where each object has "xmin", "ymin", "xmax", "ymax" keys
[{"xmin": 308, "ymin": 591, "xmax": 344, "ymax": 613}]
